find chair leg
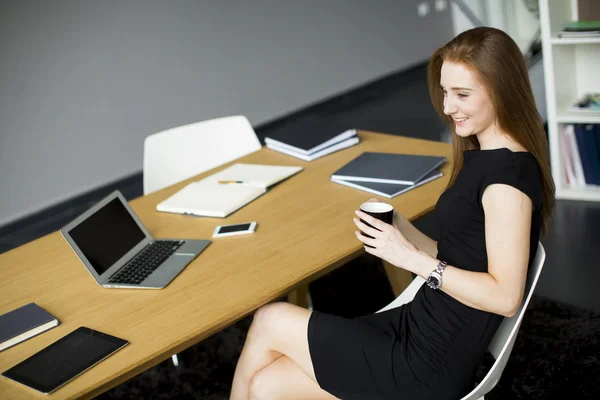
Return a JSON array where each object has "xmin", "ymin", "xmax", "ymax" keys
[
  {"xmin": 171, "ymin": 353, "xmax": 180, "ymax": 367},
  {"xmin": 382, "ymin": 260, "xmax": 414, "ymax": 297},
  {"xmin": 288, "ymin": 284, "xmax": 310, "ymax": 309}
]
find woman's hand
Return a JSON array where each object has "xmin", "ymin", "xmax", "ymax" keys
[{"xmin": 353, "ymin": 209, "xmax": 421, "ymax": 274}]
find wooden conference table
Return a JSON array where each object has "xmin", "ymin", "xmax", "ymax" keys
[{"xmin": 0, "ymin": 131, "xmax": 452, "ymax": 399}]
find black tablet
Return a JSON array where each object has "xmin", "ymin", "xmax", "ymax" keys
[{"xmin": 1, "ymin": 326, "xmax": 128, "ymax": 394}]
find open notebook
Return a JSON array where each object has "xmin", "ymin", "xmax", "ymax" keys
[{"xmin": 156, "ymin": 164, "xmax": 303, "ymax": 218}]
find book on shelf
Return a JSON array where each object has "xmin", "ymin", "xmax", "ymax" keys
[
  {"xmin": 558, "ymin": 31, "xmax": 600, "ymax": 38},
  {"xmin": 330, "ymin": 152, "xmax": 446, "ymax": 185},
  {"xmin": 558, "ymin": 20, "xmax": 600, "ymax": 37},
  {"xmin": 264, "ymin": 116, "xmax": 359, "ymax": 160},
  {"xmin": 573, "ymin": 124, "xmax": 600, "ymax": 185},
  {"xmin": 156, "ymin": 163, "xmax": 303, "ymax": 218},
  {"xmin": 562, "ymin": 124, "xmax": 600, "ymax": 188},
  {"xmin": 562, "ymin": 124, "xmax": 586, "ymax": 187},
  {"xmin": 331, "ymin": 169, "xmax": 444, "ymax": 198},
  {"xmin": 0, "ymin": 303, "xmax": 59, "ymax": 351},
  {"xmin": 561, "ymin": 125, "xmax": 576, "ymax": 186},
  {"xmin": 569, "ymin": 93, "xmax": 600, "ymax": 113}
]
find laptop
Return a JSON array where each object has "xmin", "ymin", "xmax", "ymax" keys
[{"xmin": 61, "ymin": 190, "xmax": 210, "ymax": 289}]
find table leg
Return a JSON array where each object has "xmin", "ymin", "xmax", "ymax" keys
[{"xmin": 288, "ymin": 284, "xmax": 310, "ymax": 309}]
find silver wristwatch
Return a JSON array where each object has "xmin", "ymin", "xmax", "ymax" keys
[{"xmin": 426, "ymin": 260, "xmax": 448, "ymax": 290}]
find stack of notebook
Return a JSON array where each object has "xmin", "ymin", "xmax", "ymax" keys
[
  {"xmin": 330, "ymin": 152, "xmax": 446, "ymax": 198},
  {"xmin": 265, "ymin": 116, "xmax": 359, "ymax": 161},
  {"xmin": 558, "ymin": 21, "xmax": 600, "ymax": 38}
]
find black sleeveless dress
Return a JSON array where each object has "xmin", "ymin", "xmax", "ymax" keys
[{"xmin": 307, "ymin": 148, "xmax": 544, "ymax": 400}]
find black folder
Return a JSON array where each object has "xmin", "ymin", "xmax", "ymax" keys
[
  {"xmin": 331, "ymin": 169, "xmax": 443, "ymax": 198},
  {"xmin": 330, "ymin": 152, "xmax": 446, "ymax": 185},
  {"xmin": 264, "ymin": 116, "xmax": 357, "ymax": 155}
]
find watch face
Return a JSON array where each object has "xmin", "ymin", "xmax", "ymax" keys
[{"xmin": 427, "ymin": 274, "xmax": 441, "ymax": 289}]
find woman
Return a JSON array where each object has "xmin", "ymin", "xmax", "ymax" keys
[{"xmin": 230, "ymin": 26, "xmax": 555, "ymax": 400}]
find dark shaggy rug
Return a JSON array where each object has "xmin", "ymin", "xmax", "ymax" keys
[{"xmin": 98, "ymin": 255, "xmax": 600, "ymax": 400}]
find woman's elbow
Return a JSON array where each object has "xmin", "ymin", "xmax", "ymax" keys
[
  {"xmin": 500, "ymin": 295, "xmax": 523, "ymax": 318},
  {"xmin": 501, "ymin": 307, "xmax": 518, "ymax": 318}
]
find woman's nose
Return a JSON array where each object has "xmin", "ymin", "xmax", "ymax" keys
[{"xmin": 443, "ymin": 98, "xmax": 457, "ymax": 115}]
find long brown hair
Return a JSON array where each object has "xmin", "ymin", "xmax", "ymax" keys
[{"xmin": 427, "ymin": 27, "xmax": 555, "ymax": 236}]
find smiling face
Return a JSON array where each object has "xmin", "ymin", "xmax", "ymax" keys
[{"xmin": 440, "ymin": 61, "xmax": 498, "ymax": 140}]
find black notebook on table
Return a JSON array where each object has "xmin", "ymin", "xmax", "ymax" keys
[
  {"xmin": 0, "ymin": 302, "xmax": 58, "ymax": 351},
  {"xmin": 264, "ymin": 116, "xmax": 357, "ymax": 156},
  {"xmin": 330, "ymin": 152, "xmax": 446, "ymax": 185},
  {"xmin": 331, "ymin": 169, "xmax": 444, "ymax": 198}
]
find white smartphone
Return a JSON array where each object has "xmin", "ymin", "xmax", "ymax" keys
[{"xmin": 212, "ymin": 222, "xmax": 257, "ymax": 238}]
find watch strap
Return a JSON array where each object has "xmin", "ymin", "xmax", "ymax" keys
[
  {"xmin": 434, "ymin": 260, "xmax": 447, "ymax": 274},
  {"xmin": 427, "ymin": 260, "xmax": 447, "ymax": 289}
]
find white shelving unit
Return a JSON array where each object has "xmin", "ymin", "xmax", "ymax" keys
[{"xmin": 540, "ymin": 0, "xmax": 600, "ymax": 201}]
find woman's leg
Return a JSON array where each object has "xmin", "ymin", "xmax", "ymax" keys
[
  {"xmin": 248, "ymin": 355, "xmax": 339, "ymax": 400},
  {"xmin": 230, "ymin": 302, "xmax": 325, "ymax": 400}
]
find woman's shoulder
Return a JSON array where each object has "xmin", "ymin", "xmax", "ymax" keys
[
  {"xmin": 467, "ymin": 148, "xmax": 543, "ymax": 208},
  {"xmin": 466, "ymin": 147, "xmax": 538, "ymax": 171}
]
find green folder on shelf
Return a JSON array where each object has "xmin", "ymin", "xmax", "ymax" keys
[
  {"xmin": 559, "ymin": 21, "xmax": 600, "ymax": 38},
  {"xmin": 562, "ymin": 21, "xmax": 600, "ymax": 31}
]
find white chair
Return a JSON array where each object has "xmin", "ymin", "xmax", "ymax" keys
[
  {"xmin": 377, "ymin": 242, "xmax": 546, "ymax": 400},
  {"xmin": 143, "ymin": 115, "xmax": 261, "ymax": 366},
  {"xmin": 143, "ymin": 115, "xmax": 262, "ymax": 195}
]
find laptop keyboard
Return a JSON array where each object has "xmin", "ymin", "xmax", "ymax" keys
[{"xmin": 108, "ymin": 240, "xmax": 185, "ymax": 285}]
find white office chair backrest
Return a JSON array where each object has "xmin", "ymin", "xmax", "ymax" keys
[
  {"xmin": 460, "ymin": 242, "xmax": 546, "ymax": 400},
  {"xmin": 376, "ymin": 242, "xmax": 546, "ymax": 400},
  {"xmin": 377, "ymin": 275, "xmax": 425, "ymax": 313},
  {"xmin": 143, "ymin": 115, "xmax": 262, "ymax": 195}
]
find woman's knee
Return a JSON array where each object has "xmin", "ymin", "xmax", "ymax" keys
[
  {"xmin": 248, "ymin": 367, "xmax": 278, "ymax": 400},
  {"xmin": 250, "ymin": 302, "xmax": 294, "ymax": 337}
]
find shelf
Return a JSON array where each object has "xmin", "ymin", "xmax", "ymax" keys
[
  {"xmin": 542, "ymin": 0, "xmax": 600, "ymax": 202},
  {"xmin": 556, "ymin": 113, "xmax": 600, "ymax": 124},
  {"xmin": 551, "ymin": 35, "xmax": 600, "ymax": 45},
  {"xmin": 556, "ymin": 102, "xmax": 600, "ymax": 124},
  {"xmin": 556, "ymin": 185, "xmax": 600, "ymax": 201}
]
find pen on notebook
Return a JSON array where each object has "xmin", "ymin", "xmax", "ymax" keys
[{"xmin": 218, "ymin": 180, "xmax": 247, "ymax": 184}]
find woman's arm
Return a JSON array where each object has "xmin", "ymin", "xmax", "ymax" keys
[{"xmin": 354, "ymin": 184, "xmax": 532, "ymax": 318}]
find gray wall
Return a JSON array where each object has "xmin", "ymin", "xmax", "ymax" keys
[{"xmin": 0, "ymin": 0, "xmax": 453, "ymax": 227}]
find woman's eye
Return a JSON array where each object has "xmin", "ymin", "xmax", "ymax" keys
[{"xmin": 458, "ymin": 93, "xmax": 468, "ymax": 98}]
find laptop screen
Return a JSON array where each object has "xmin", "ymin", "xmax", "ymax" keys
[{"xmin": 68, "ymin": 198, "xmax": 146, "ymax": 275}]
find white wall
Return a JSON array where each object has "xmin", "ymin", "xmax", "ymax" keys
[
  {"xmin": 450, "ymin": 0, "xmax": 546, "ymax": 121},
  {"xmin": 451, "ymin": 0, "xmax": 487, "ymax": 36},
  {"xmin": 0, "ymin": 0, "xmax": 453, "ymax": 227},
  {"xmin": 451, "ymin": 0, "xmax": 539, "ymax": 52}
]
